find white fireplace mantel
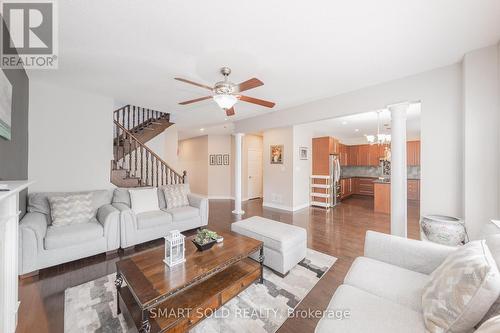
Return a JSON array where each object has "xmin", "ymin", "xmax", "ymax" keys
[{"xmin": 0, "ymin": 180, "xmax": 33, "ymax": 333}]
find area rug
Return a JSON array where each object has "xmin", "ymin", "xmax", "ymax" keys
[{"xmin": 64, "ymin": 248, "xmax": 336, "ymax": 333}]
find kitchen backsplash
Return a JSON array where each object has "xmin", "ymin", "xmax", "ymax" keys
[{"xmin": 341, "ymin": 166, "xmax": 420, "ymax": 179}]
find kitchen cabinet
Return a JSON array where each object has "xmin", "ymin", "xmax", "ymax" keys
[
  {"xmin": 374, "ymin": 182, "xmax": 390, "ymax": 214},
  {"xmin": 330, "ymin": 137, "xmax": 340, "ymax": 155},
  {"xmin": 312, "ymin": 137, "xmax": 331, "ymax": 175},
  {"xmin": 407, "ymin": 141, "xmax": 421, "ymax": 166},
  {"xmin": 347, "ymin": 145, "xmax": 358, "ymax": 166},
  {"xmin": 408, "ymin": 179, "xmax": 420, "ymax": 201},
  {"xmin": 340, "ymin": 178, "xmax": 354, "ymax": 199},
  {"xmin": 357, "ymin": 177, "xmax": 375, "ymax": 196},
  {"xmin": 357, "ymin": 145, "xmax": 370, "ymax": 166},
  {"xmin": 368, "ymin": 144, "xmax": 381, "ymax": 166},
  {"xmin": 339, "ymin": 143, "xmax": 349, "ymax": 166}
]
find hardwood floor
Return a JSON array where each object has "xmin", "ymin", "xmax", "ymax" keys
[{"xmin": 17, "ymin": 195, "xmax": 420, "ymax": 333}]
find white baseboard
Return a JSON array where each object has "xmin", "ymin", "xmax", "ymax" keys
[
  {"xmin": 262, "ymin": 202, "xmax": 310, "ymax": 212},
  {"xmin": 207, "ymin": 196, "xmax": 250, "ymax": 201}
]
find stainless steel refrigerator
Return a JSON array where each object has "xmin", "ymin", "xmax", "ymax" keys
[{"xmin": 329, "ymin": 155, "xmax": 341, "ymax": 207}]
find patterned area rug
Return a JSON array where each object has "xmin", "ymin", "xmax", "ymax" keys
[{"xmin": 65, "ymin": 248, "xmax": 336, "ymax": 333}]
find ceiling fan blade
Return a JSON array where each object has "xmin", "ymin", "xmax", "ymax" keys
[
  {"xmin": 175, "ymin": 77, "xmax": 213, "ymax": 91},
  {"xmin": 178, "ymin": 96, "xmax": 212, "ymax": 105},
  {"xmin": 225, "ymin": 107, "xmax": 235, "ymax": 117},
  {"xmin": 238, "ymin": 95, "xmax": 275, "ymax": 108},
  {"xmin": 236, "ymin": 78, "xmax": 264, "ymax": 92}
]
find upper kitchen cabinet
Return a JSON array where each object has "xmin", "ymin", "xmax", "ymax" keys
[
  {"xmin": 339, "ymin": 143, "xmax": 349, "ymax": 166},
  {"xmin": 312, "ymin": 137, "xmax": 331, "ymax": 175},
  {"xmin": 330, "ymin": 137, "xmax": 340, "ymax": 155},
  {"xmin": 357, "ymin": 145, "xmax": 370, "ymax": 166},
  {"xmin": 407, "ymin": 141, "xmax": 421, "ymax": 166}
]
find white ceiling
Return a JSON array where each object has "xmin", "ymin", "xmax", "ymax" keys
[
  {"xmin": 29, "ymin": 0, "xmax": 500, "ymax": 138},
  {"xmin": 297, "ymin": 103, "xmax": 421, "ymax": 145}
]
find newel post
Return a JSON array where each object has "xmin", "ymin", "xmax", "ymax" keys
[{"xmin": 182, "ymin": 170, "xmax": 188, "ymax": 184}]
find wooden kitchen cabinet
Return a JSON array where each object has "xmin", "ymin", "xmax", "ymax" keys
[
  {"xmin": 357, "ymin": 177, "xmax": 374, "ymax": 196},
  {"xmin": 368, "ymin": 144, "xmax": 381, "ymax": 166},
  {"xmin": 407, "ymin": 179, "xmax": 420, "ymax": 201},
  {"xmin": 407, "ymin": 141, "xmax": 421, "ymax": 166},
  {"xmin": 340, "ymin": 178, "xmax": 354, "ymax": 199},
  {"xmin": 357, "ymin": 145, "xmax": 370, "ymax": 166},
  {"xmin": 339, "ymin": 143, "xmax": 349, "ymax": 166},
  {"xmin": 347, "ymin": 145, "xmax": 359, "ymax": 166}
]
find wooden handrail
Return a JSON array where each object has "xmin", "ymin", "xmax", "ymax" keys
[{"xmin": 113, "ymin": 119, "xmax": 186, "ymax": 186}]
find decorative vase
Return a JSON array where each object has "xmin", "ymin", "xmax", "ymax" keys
[{"xmin": 420, "ymin": 215, "xmax": 466, "ymax": 246}]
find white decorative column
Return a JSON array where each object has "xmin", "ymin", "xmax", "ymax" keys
[
  {"xmin": 232, "ymin": 133, "xmax": 245, "ymax": 215},
  {"xmin": 388, "ymin": 102, "xmax": 409, "ymax": 237}
]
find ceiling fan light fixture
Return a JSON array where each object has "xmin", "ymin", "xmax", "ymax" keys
[{"xmin": 213, "ymin": 94, "xmax": 237, "ymax": 110}]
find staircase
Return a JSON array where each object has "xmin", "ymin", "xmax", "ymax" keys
[{"xmin": 111, "ymin": 105, "xmax": 186, "ymax": 187}]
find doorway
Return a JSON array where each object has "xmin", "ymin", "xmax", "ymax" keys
[{"xmin": 247, "ymin": 149, "xmax": 263, "ymax": 199}]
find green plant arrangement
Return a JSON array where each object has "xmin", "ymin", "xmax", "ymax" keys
[{"xmin": 192, "ymin": 229, "xmax": 219, "ymax": 251}]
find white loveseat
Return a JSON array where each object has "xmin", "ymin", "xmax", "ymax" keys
[
  {"xmin": 112, "ymin": 185, "xmax": 208, "ymax": 248},
  {"xmin": 19, "ymin": 190, "xmax": 120, "ymax": 275},
  {"xmin": 315, "ymin": 231, "xmax": 500, "ymax": 333}
]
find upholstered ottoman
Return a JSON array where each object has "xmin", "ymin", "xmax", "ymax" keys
[{"xmin": 231, "ymin": 216, "xmax": 307, "ymax": 276}]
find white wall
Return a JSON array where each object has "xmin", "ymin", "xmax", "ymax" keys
[
  {"xmin": 241, "ymin": 134, "xmax": 263, "ymax": 200},
  {"xmin": 262, "ymin": 127, "xmax": 294, "ymax": 210},
  {"xmin": 145, "ymin": 124, "xmax": 180, "ymax": 173},
  {"xmin": 463, "ymin": 44, "xmax": 500, "ymax": 239},
  {"xmin": 236, "ymin": 64, "xmax": 464, "ymax": 218},
  {"xmin": 207, "ymin": 135, "xmax": 232, "ymax": 198},
  {"xmin": 178, "ymin": 136, "xmax": 208, "ymax": 195},
  {"xmin": 29, "ymin": 80, "xmax": 115, "ymax": 192},
  {"xmin": 292, "ymin": 126, "xmax": 313, "ymax": 209}
]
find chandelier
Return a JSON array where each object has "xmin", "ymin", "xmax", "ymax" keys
[{"xmin": 366, "ymin": 110, "xmax": 391, "ymax": 145}]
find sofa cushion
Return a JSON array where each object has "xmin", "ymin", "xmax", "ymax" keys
[
  {"xmin": 49, "ymin": 193, "xmax": 94, "ymax": 227},
  {"xmin": 29, "ymin": 190, "xmax": 112, "ymax": 219},
  {"xmin": 136, "ymin": 211, "xmax": 172, "ymax": 230},
  {"xmin": 163, "ymin": 206, "xmax": 200, "ymax": 222},
  {"xmin": 129, "ymin": 188, "xmax": 160, "ymax": 214},
  {"xmin": 315, "ymin": 284, "xmax": 425, "ymax": 333},
  {"xmin": 163, "ymin": 184, "xmax": 189, "ymax": 209},
  {"xmin": 44, "ymin": 219, "xmax": 104, "ymax": 250},
  {"xmin": 345, "ymin": 256, "xmax": 429, "ymax": 312},
  {"xmin": 231, "ymin": 216, "xmax": 306, "ymax": 253},
  {"xmin": 422, "ymin": 240, "xmax": 500, "ymax": 333}
]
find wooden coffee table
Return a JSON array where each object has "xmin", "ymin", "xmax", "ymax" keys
[{"xmin": 115, "ymin": 231, "xmax": 264, "ymax": 333}]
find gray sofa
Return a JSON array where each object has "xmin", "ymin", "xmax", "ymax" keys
[
  {"xmin": 112, "ymin": 185, "xmax": 208, "ymax": 248},
  {"xmin": 19, "ymin": 190, "xmax": 120, "ymax": 275}
]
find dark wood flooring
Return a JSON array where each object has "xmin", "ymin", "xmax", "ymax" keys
[{"xmin": 17, "ymin": 195, "xmax": 420, "ymax": 333}]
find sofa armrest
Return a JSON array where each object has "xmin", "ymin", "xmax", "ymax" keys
[
  {"xmin": 96, "ymin": 204, "xmax": 120, "ymax": 250},
  {"xmin": 188, "ymin": 193, "xmax": 208, "ymax": 226},
  {"xmin": 19, "ymin": 212, "xmax": 48, "ymax": 274},
  {"xmin": 364, "ymin": 230, "xmax": 456, "ymax": 274}
]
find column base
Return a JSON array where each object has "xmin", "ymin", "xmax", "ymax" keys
[{"xmin": 232, "ymin": 210, "xmax": 245, "ymax": 215}]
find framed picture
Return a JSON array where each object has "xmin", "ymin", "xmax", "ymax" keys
[
  {"xmin": 0, "ymin": 71, "xmax": 13, "ymax": 140},
  {"xmin": 299, "ymin": 147, "xmax": 308, "ymax": 160},
  {"xmin": 270, "ymin": 145, "xmax": 283, "ymax": 164},
  {"xmin": 216, "ymin": 154, "xmax": 223, "ymax": 165},
  {"xmin": 223, "ymin": 154, "xmax": 230, "ymax": 165},
  {"xmin": 209, "ymin": 155, "xmax": 216, "ymax": 165}
]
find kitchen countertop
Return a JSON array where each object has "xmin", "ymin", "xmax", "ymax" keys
[{"xmin": 341, "ymin": 176, "xmax": 420, "ymax": 181}]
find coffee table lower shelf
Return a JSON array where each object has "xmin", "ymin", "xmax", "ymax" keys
[{"xmin": 118, "ymin": 258, "xmax": 261, "ymax": 333}]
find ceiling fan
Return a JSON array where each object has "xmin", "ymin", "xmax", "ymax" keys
[{"xmin": 175, "ymin": 67, "xmax": 275, "ymax": 117}]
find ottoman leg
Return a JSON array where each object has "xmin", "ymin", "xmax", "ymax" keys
[{"xmin": 259, "ymin": 246, "xmax": 265, "ymax": 283}]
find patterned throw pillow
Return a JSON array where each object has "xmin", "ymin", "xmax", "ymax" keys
[
  {"xmin": 476, "ymin": 315, "xmax": 500, "ymax": 333},
  {"xmin": 163, "ymin": 185, "xmax": 189, "ymax": 209},
  {"xmin": 422, "ymin": 241, "xmax": 500, "ymax": 333},
  {"xmin": 49, "ymin": 193, "xmax": 94, "ymax": 227}
]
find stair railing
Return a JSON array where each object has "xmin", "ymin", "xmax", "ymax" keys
[
  {"xmin": 113, "ymin": 120, "xmax": 186, "ymax": 186},
  {"xmin": 114, "ymin": 104, "xmax": 169, "ymax": 133}
]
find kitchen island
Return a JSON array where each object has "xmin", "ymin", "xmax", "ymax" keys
[{"xmin": 373, "ymin": 179, "xmax": 391, "ymax": 214}]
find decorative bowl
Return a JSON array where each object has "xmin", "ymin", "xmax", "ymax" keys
[
  {"xmin": 192, "ymin": 239, "xmax": 217, "ymax": 251},
  {"xmin": 420, "ymin": 214, "xmax": 466, "ymax": 246}
]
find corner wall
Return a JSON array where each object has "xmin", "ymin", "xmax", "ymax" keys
[
  {"xmin": 463, "ymin": 44, "xmax": 500, "ymax": 239},
  {"xmin": 29, "ymin": 80, "xmax": 115, "ymax": 192},
  {"xmin": 178, "ymin": 135, "xmax": 209, "ymax": 195}
]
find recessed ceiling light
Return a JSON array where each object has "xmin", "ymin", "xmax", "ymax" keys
[
  {"xmin": 354, "ymin": 129, "xmax": 359, "ymax": 132},
  {"xmin": 224, "ymin": 118, "xmax": 228, "ymax": 121},
  {"xmin": 341, "ymin": 121, "xmax": 348, "ymax": 125},
  {"xmin": 200, "ymin": 128, "xmax": 205, "ymax": 132}
]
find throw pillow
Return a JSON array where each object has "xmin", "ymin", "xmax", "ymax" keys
[
  {"xmin": 163, "ymin": 185, "xmax": 189, "ymax": 209},
  {"xmin": 422, "ymin": 240, "xmax": 500, "ymax": 333},
  {"xmin": 476, "ymin": 315, "xmax": 500, "ymax": 333},
  {"xmin": 49, "ymin": 193, "xmax": 94, "ymax": 227},
  {"xmin": 129, "ymin": 188, "xmax": 160, "ymax": 214}
]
